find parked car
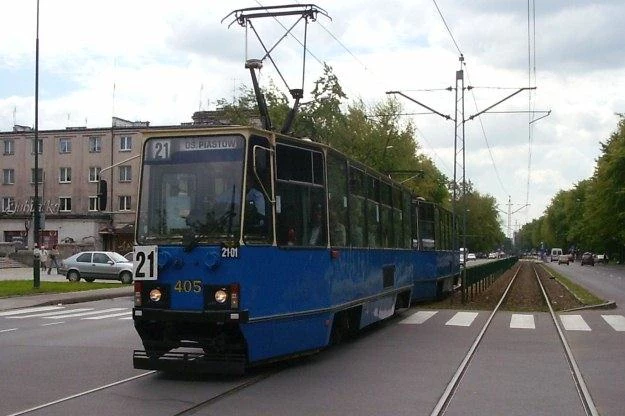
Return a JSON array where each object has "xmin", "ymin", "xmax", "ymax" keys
[
  {"xmin": 595, "ymin": 253, "xmax": 607, "ymax": 264},
  {"xmin": 467, "ymin": 253, "xmax": 477, "ymax": 261},
  {"xmin": 58, "ymin": 251, "xmax": 133, "ymax": 284},
  {"xmin": 580, "ymin": 252, "xmax": 594, "ymax": 266},
  {"xmin": 557, "ymin": 254, "xmax": 570, "ymax": 265},
  {"xmin": 123, "ymin": 252, "xmax": 134, "ymax": 262},
  {"xmin": 488, "ymin": 252, "xmax": 498, "ymax": 259}
]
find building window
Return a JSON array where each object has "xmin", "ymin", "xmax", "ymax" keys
[
  {"xmin": 89, "ymin": 167, "xmax": 101, "ymax": 182},
  {"xmin": 89, "ymin": 196, "xmax": 99, "ymax": 211},
  {"xmin": 59, "ymin": 167, "xmax": 72, "ymax": 183},
  {"xmin": 59, "ymin": 197, "xmax": 72, "ymax": 212},
  {"xmin": 1, "ymin": 197, "xmax": 15, "ymax": 213},
  {"xmin": 30, "ymin": 168, "xmax": 43, "ymax": 184},
  {"xmin": 59, "ymin": 138, "xmax": 72, "ymax": 154},
  {"xmin": 119, "ymin": 195, "xmax": 131, "ymax": 211},
  {"xmin": 89, "ymin": 136, "xmax": 101, "ymax": 153},
  {"xmin": 120, "ymin": 135, "xmax": 132, "ymax": 151},
  {"xmin": 3, "ymin": 169, "xmax": 15, "ymax": 185},
  {"xmin": 119, "ymin": 165, "xmax": 132, "ymax": 182},
  {"xmin": 3, "ymin": 139, "xmax": 14, "ymax": 155},
  {"xmin": 31, "ymin": 138, "xmax": 43, "ymax": 154}
]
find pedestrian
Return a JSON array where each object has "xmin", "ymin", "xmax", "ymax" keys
[
  {"xmin": 40, "ymin": 245, "xmax": 48, "ymax": 271},
  {"xmin": 47, "ymin": 244, "xmax": 60, "ymax": 274}
]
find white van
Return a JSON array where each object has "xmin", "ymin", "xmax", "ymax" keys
[{"xmin": 550, "ymin": 248, "xmax": 563, "ymax": 262}]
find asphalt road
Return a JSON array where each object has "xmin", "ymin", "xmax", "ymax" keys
[
  {"xmin": 1, "ymin": 261, "xmax": 624, "ymax": 415},
  {"xmin": 544, "ymin": 260, "xmax": 625, "ymax": 309}
]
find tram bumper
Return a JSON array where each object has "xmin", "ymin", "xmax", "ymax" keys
[{"xmin": 133, "ymin": 350, "xmax": 246, "ymax": 375}]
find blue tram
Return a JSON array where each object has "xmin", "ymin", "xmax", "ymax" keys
[{"xmin": 131, "ymin": 126, "xmax": 460, "ymax": 373}]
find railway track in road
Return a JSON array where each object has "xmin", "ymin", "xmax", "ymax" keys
[
  {"xmin": 7, "ymin": 360, "xmax": 285, "ymax": 416},
  {"xmin": 430, "ymin": 261, "xmax": 599, "ymax": 416}
]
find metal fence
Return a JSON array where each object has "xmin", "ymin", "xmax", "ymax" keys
[{"xmin": 462, "ymin": 257, "xmax": 518, "ymax": 302}]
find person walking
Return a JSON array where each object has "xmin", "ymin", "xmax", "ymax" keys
[
  {"xmin": 47, "ymin": 244, "xmax": 60, "ymax": 274},
  {"xmin": 40, "ymin": 245, "xmax": 49, "ymax": 271}
]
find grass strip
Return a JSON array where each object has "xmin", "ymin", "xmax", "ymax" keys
[
  {"xmin": 0, "ymin": 280, "xmax": 124, "ymax": 298},
  {"xmin": 549, "ymin": 271, "xmax": 605, "ymax": 305}
]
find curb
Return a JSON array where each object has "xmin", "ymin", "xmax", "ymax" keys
[
  {"xmin": 0, "ymin": 287, "xmax": 133, "ymax": 311},
  {"xmin": 562, "ymin": 301, "xmax": 617, "ymax": 313}
]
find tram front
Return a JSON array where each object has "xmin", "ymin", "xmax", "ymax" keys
[{"xmin": 131, "ymin": 128, "xmax": 273, "ymax": 374}]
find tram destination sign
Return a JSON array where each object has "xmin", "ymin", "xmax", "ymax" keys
[
  {"xmin": 147, "ymin": 136, "xmax": 242, "ymax": 161},
  {"xmin": 180, "ymin": 136, "xmax": 240, "ymax": 151}
]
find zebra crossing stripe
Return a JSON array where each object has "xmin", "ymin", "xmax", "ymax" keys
[
  {"xmin": 8, "ymin": 308, "xmax": 93, "ymax": 319},
  {"xmin": 83, "ymin": 311, "xmax": 132, "ymax": 320},
  {"xmin": 560, "ymin": 315, "xmax": 591, "ymax": 331},
  {"xmin": 400, "ymin": 311, "xmax": 438, "ymax": 324},
  {"xmin": 602, "ymin": 315, "xmax": 625, "ymax": 331},
  {"xmin": 446, "ymin": 312, "xmax": 478, "ymax": 327},
  {"xmin": 510, "ymin": 314, "xmax": 535, "ymax": 329},
  {"xmin": 0, "ymin": 306, "xmax": 64, "ymax": 317},
  {"xmin": 43, "ymin": 308, "xmax": 128, "ymax": 319}
]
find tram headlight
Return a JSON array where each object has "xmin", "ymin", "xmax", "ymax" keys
[
  {"xmin": 214, "ymin": 289, "xmax": 228, "ymax": 304},
  {"xmin": 149, "ymin": 288, "xmax": 163, "ymax": 302}
]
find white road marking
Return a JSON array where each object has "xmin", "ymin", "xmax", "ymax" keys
[
  {"xmin": 41, "ymin": 322, "xmax": 65, "ymax": 326},
  {"xmin": 119, "ymin": 316, "xmax": 133, "ymax": 320},
  {"xmin": 399, "ymin": 310, "xmax": 438, "ymax": 324},
  {"xmin": 8, "ymin": 308, "xmax": 93, "ymax": 319},
  {"xmin": 510, "ymin": 314, "xmax": 535, "ymax": 329},
  {"xmin": 0, "ymin": 306, "xmax": 64, "ymax": 317},
  {"xmin": 83, "ymin": 311, "xmax": 132, "ymax": 320},
  {"xmin": 0, "ymin": 328, "xmax": 18, "ymax": 333},
  {"xmin": 560, "ymin": 315, "xmax": 591, "ymax": 331},
  {"xmin": 602, "ymin": 315, "xmax": 625, "ymax": 331},
  {"xmin": 44, "ymin": 308, "xmax": 127, "ymax": 319},
  {"xmin": 446, "ymin": 312, "xmax": 478, "ymax": 327}
]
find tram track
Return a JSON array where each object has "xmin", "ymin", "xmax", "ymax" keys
[{"xmin": 430, "ymin": 261, "xmax": 599, "ymax": 416}]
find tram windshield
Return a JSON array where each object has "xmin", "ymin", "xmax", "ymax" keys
[{"xmin": 137, "ymin": 135, "xmax": 245, "ymax": 245}]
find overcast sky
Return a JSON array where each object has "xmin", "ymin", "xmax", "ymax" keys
[{"xmin": 2, "ymin": 0, "xmax": 625, "ymax": 235}]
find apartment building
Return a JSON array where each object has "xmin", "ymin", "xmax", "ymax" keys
[
  {"xmin": 0, "ymin": 117, "xmax": 148, "ymax": 253},
  {"xmin": 0, "ymin": 111, "xmax": 254, "ymax": 254}
]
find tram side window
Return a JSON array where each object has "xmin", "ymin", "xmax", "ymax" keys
[
  {"xmin": 275, "ymin": 144, "xmax": 326, "ymax": 247},
  {"xmin": 402, "ymin": 192, "xmax": 412, "ymax": 249},
  {"xmin": 441, "ymin": 209, "xmax": 452, "ymax": 250},
  {"xmin": 244, "ymin": 136, "xmax": 273, "ymax": 243},
  {"xmin": 391, "ymin": 188, "xmax": 403, "ymax": 248},
  {"xmin": 327, "ymin": 152, "xmax": 348, "ymax": 246},
  {"xmin": 348, "ymin": 167, "xmax": 366, "ymax": 247},
  {"xmin": 367, "ymin": 176, "xmax": 381, "ymax": 248},
  {"xmin": 434, "ymin": 207, "xmax": 444, "ymax": 250},
  {"xmin": 419, "ymin": 202, "xmax": 435, "ymax": 250},
  {"xmin": 379, "ymin": 182, "xmax": 393, "ymax": 247}
]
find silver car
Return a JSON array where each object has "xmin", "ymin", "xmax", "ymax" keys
[{"xmin": 59, "ymin": 251, "xmax": 133, "ymax": 284}]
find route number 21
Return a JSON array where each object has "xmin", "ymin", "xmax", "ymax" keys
[{"xmin": 134, "ymin": 245, "xmax": 158, "ymax": 280}]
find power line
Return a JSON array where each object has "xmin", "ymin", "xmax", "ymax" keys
[
  {"xmin": 464, "ymin": 68, "xmax": 508, "ymax": 196},
  {"xmin": 432, "ymin": 0, "xmax": 463, "ymax": 55}
]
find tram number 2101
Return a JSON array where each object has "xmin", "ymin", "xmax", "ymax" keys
[{"xmin": 221, "ymin": 246, "xmax": 239, "ymax": 259}]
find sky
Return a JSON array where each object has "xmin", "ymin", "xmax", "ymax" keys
[{"xmin": 2, "ymin": 0, "xmax": 625, "ymax": 236}]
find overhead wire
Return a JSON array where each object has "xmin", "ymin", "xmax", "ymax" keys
[
  {"xmin": 432, "ymin": 0, "xmax": 463, "ymax": 55},
  {"xmin": 464, "ymin": 68, "xmax": 509, "ymax": 196},
  {"xmin": 524, "ymin": 0, "xmax": 537, "ymax": 216}
]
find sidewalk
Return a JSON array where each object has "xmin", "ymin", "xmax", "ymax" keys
[{"xmin": 0, "ymin": 267, "xmax": 133, "ymax": 311}]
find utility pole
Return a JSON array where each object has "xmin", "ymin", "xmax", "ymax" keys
[
  {"xmin": 499, "ymin": 195, "xmax": 529, "ymax": 243},
  {"xmin": 388, "ymin": 54, "xmax": 535, "ymax": 303},
  {"xmin": 33, "ymin": 0, "xmax": 41, "ymax": 288}
]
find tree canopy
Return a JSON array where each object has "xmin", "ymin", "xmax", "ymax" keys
[
  {"xmin": 217, "ymin": 64, "xmax": 507, "ymax": 250},
  {"xmin": 517, "ymin": 115, "xmax": 625, "ymax": 262}
]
